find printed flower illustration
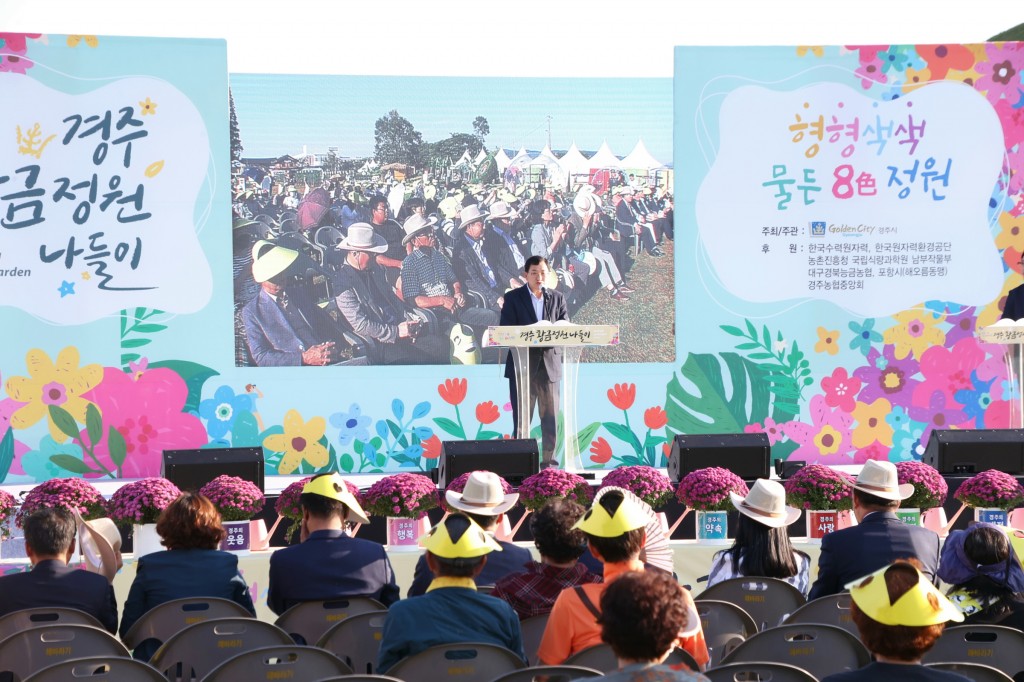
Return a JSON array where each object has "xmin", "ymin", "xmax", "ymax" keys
[
  {"xmin": 854, "ymin": 343, "xmax": 920, "ymax": 407},
  {"xmin": 995, "ymin": 210, "xmax": 1024, "ymax": 253},
  {"xmin": 848, "ymin": 319, "xmax": 882, "ymax": 355},
  {"xmin": 475, "ymin": 401, "xmax": 500, "ymax": 425},
  {"xmin": 821, "ymin": 367, "xmax": 862, "ymax": 413},
  {"xmin": 908, "ymin": 390, "xmax": 968, "ymax": 443},
  {"xmin": 796, "ymin": 46, "xmax": 824, "ymax": 57},
  {"xmin": 885, "ymin": 405, "xmax": 912, "ymax": 432},
  {"xmin": 329, "ymin": 403, "xmax": 372, "ymax": 446},
  {"xmin": 66, "ymin": 35, "xmax": 99, "ymax": 48},
  {"xmin": 138, "ymin": 97, "xmax": 157, "ymax": 115},
  {"xmin": 80, "ymin": 367, "xmax": 207, "ymax": 477},
  {"xmin": 198, "ymin": 385, "xmax": 254, "ymax": 440},
  {"xmin": 882, "ymin": 309, "xmax": 946, "ymax": 360},
  {"xmin": 438, "ymin": 378, "xmax": 467, "ymax": 405},
  {"xmin": 421, "ymin": 434, "xmax": 442, "ymax": 460},
  {"xmin": 853, "ymin": 440, "xmax": 889, "ymax": 464},
  {"xmin": 943, "ymin": 307, "xmax": 978, "ymax": 346},
  {"xmin": 19, "ymin": 436, "xmax": 85, "ymax": 482},
  {"xmin": 892, "ymin": 423, "xmax": 927, "ymax": 461},
  {"xmin": 954, "ymin": 371, "xmax": 996, "ymax": 429},
  {"xmin": 590, "ymin": 437, "xmax": 613, "ymax": 464},
  {"xmin": 780, "ymin": 395, "xmax": 854, "ymax": 462},
  {"xmin": 913, "ymin": 336, "xmax": 985, "ymax": 406},
  {"xmin": 814, "ymin": 327, "xmax": 840, "ymax": 355},
  {"xmin": 918, "ymin": 44, "xmax": 976, "ymax": 80},
  {"xmin": 607, "ymin": 383, "xmax": 636, "ymax": 410},
  {"xmin": 264, "ymin": 409, "xmax": 329, "ymax": 475},
  {"xmin": 644, "ymin": 406, "xmax": 668, "ymax": 430},
  {"xmin": 851, "ymin": 398, "xmax": 894, "ymax": 448},
  {"xmin": 744, "ymin": 416, "xmax": 783, "ymax": 445},
  {"xmin": 878, "ymin": 46, "xmax": 910, "ymax": 73},
  {"xmin": 6, "ymin": 347, "xmax": 103, "ymax": 443},
  {"xmin": 975, "ymin": 43, "xmax": 1024, "ymax": 101}
]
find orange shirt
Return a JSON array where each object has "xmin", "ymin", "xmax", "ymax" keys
[{"xmin": 536, "ymin": 559, "xmax": 709, "ymax": 668}]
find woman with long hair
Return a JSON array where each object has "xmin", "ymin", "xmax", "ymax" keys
[{"xmin": 706, "ymin": 479, "xmax": 810, "ymax": 595}]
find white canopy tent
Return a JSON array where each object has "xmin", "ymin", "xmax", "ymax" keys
[
  {"xmin": 586, "ymin": 141, "xmax": 622, "ymax": 170},
  {"xmin": 620, "ymin": 139, "xmax": 663, "ymax": 171},
  {"xmin": 494, "ymin": 148, "xmax": 512, "ymax": 172},
  {"xmin": 558, "ymin": 142, "xmax": 592, "ymax": 186}
]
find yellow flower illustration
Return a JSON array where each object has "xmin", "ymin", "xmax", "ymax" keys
[
  {"xmin": 851, "ymin": 398, "xmax": 894, "ymax": 448},
  {"xmin": 814, "ymin": 327, "xmax": 840, "ymax": 355},
  {"xmin": 67, "ymin": 35, "xmax": 99, "ymax": 48},
  {"xmin": 882, "ymin": 309, "xmax": 946, "ymax": 360},
  {"xmin": 814, "ymin": 424, "xmax": 844, "ymax": 456},
  {"xmin": 6, "ymin": 347, "xmax": 102, "ymax": 443},
  {"xmin": 901, "ymin": 66, "xmax": 932, "ymax": 94},
  {"xmin": 796, "ymin": 46, "xmax": 824, "ymax": 57},
  {"xmin": 139, "ymin": 97, "xmax": 158, "ymax": 116},
  {"xmin": 81, "ymin": 271, "xmax": 91, "ymax": 280},
  {"xmin": 995, "ymin": 211, "xmax": 1024, "ymax": 253},
  {"xmin": 263, "ymin": 409, "xmax": 328, "ymax": 474}
]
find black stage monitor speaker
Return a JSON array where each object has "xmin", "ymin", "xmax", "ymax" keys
[
  {"xmin": 162, "ymin": 446, "xmax": 265, "ymax": 493},
  {"xmin": 667, "ymin": 433, "xmax": 770, "ymax": 484},
  {"xmin": 923, "ymin": 429, "xmax": 1024, "ymax": 475},
  {"xmin": 437, "ymin": 438, "xmax": 540, "ymax": 488}
]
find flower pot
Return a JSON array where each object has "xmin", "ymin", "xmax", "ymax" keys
[
  {"xmin": 249, "ymin": 519, "xmax": 270, "ymax": 551},
  {"xmin": 695, "ymin": 510, "xmax": 728, "ymax": 542},
  {"xmin": 806, "ymin": 510, "xmax": 839, "ymax": 541},
  {"xmin": 896, "ymin": 507, "xmax": 921, "ymax": 526},
  {"xmin": 387, "ymin": 516, "xmax": 430, "ymax": 549},
  {"xmin": 974, "ymin": 508, "xmax": 1009, "ymax": 526},
  {"xmin": 220, "ymin": 520, "xmax": 252, "ymax": 553},
  {"xmin": 922, "ymin": 507, "xmax": 948, "ymax": 536},
  {"xmin": 133, "ymin": 524, "xmax": 163, "ymax": 557},
  {"xmin": 493, "ymin": 515, "xmax": 515, "ymax": 542}
]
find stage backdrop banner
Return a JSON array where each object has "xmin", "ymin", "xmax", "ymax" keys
[{"xmin": 675, "ymin": 44, "xmax": 1023, "ymax": 464}]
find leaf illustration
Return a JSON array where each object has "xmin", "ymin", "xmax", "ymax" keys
[
  {"xmin": 432, "ymin": 417, "xmax": 465, "ymax": 439},
  {"xmin": 664, "ymin": 352, "xmax": 772, "ymax": 437},
  {"xmin": 48, "ymin": 405, "xmax": 80, "ymax": 440},
  {"xmin": 0, "ymin": 428, "xmax": 14, "ymax": 483},
  {"xmin": 49, "ymin": 454, "xmax": 95, "ymax": 475}
]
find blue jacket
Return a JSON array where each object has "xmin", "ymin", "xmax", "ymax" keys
[
  {"xmin": 407, "ymin": 540, "xmax": 533, "ymax": 597},
  {"xmin": 808, "ymin": 511, "xmax": 941, "ymax": 600},
  {"xmin": 0, "ymin": 559, "xmax": 118, "ymax": 634},
  {"xmin": 268, "ymin": 529, "xmax": 400, "ymax": 614}
]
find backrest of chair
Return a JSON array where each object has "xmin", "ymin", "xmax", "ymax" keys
[
  {"xmin": 703, "ymin": 661, "xmax": 819, "ymax": 682},
  {"xmin": 148, "ymin": 617, "xmax": 293, "ymax": 681},
  {"xmin": 487, "ymin": 665, "xmax": 604, "ymax": 682},
  {"xmin": 664, "ymin": 647, "xmax": 700, "ymax": 672},
  {"xmin": 274, "ymin": 597, "xmax": 386, "ymax": 646},
  {"xmin": 695, "ymin": 599, "xmax": 758, "ymax": 667},
  {"xmin": 0, "ymin": 607, "xmax": 104, "ymax": 643},
  {"xmin": 310, "ymin": 676, "xmax": 403, "ymax": 682},
  {"xmin": 0, "ymin": 624, "xmax": 130, "ymax": 681},
  {"xmin": 926, "ymin": 662, "xmax": 1015, "ymax": 682},
  {"xmin": 22, "ymin": 656, "xmax": 165, "ymax": 682},
  {"xmin": 783, "ymin": 592, "xmax": 857, "ymax": 636},
  {"xmin": 697, "ymin": 577, "xmax": 806, "ymax": 631},
  {"xmin": 518, "ymin": 614, "xmax": 550, "ymax": 666},
  {"xmin": 317, "ymin": 610, "xmax": 389, "ymax": 675},
  {"xmin": 922, "ymin": 625, "xmax": 1024, "ymax": 678},
  {"xmin": 562, "ymin": 644, "xmax": 618, "ymax": 673},
  {"xmin": 120, "ymin": 596, "xmax": 254, "ymax": 649},
  {"xmin": 720, "ymin": 623, "xmax": 871, "ymax": 679},
  {"xmin": 385, "ymin": 642, "xmax": 525, "ymax": 682},
  {"xmin": 202, "ymin": 645, "xmax": 353, "ymax": 682}
]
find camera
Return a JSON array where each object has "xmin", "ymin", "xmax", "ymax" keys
[{"xmin": 406, "ymin": 319, "xmax": 425, "ymax": 338}]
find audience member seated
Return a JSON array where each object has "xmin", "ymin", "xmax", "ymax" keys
[
  {"xmin": 809, "ymin": 460, "xmax": 941, "ymax": 599},
  {"xmin": 408, "ymin": 471, "xmax": 532, "ymax": 597},
  {"xmin": 119, "ymin": 492, "xmax": 256, "ymax": 659},
  {"xmin": 707, "ymin": 479, "xmax": 810, "ymax": 595},
  {"xmin": 939, "ymin": 523, "xmax": 1024, "ymax": 629},
  {"xmin": 268, "ymin": 472, "xmax": 399, "ymax": 615},
  {"xmin": 0, "ymin": 508, "xmax": 118, "ymax": 633},
  {"xmin": 598, "ymin": 570, "xmax": 708, "ymax": 681},
  {"xmin": 492, "ymin": 499, "xmax": 601, "ymax": 619},
  {"xmin": 377, "ymin": 514, "xmax": 526, "ymax": 673},
  {"xmin": 538, "ymin": 490, "xmax": 708, "ymax": 668},
  {"xmin": 821, "ymin": 561, "xmax": 967, "ymax": 682}
]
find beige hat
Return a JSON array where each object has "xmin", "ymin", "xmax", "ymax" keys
[
  {"xmin": 252, "ymin": 241, "xmax": 299, "ymax": 283},
  {"xmin": 488, "ymin": 201, "xmax": 517, "ymax": 220},
  {"xmin": 853, "ymin": 460, "xmax": 914, "ymax": 501},
  {"xmin": 401, "ymin": 213, "xmax": 438, "ymax": 245},
  {"xmin": 438, "ymin": 197, "xmax": 461, "ymax": 219},
  {"xmin": 573, "ymin": 193, "xmax": 596, "ymax": 217},
  {"xmin": 729, "ymin": 479, "xmax": 801, "ymax": 528},
  {"xmin": 338, "ymin": 223, "xmax": 388, "ymax": 253},
  {"xmin": 459, "ymin": 204, "xmax": 488, "ymax": 227},
  {"xmin": 74, "ymin": 512, "xmax": 122, "ymax": 584},
  {"xmin": 445, "ymin": 471, "xmax": 519, "ymax": 515}
]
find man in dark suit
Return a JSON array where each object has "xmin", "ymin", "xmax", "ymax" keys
[
  {"xmin": 0, "ymin": 508, "xmax": 118, "ymax": 633},
  {"xmin": 500, "ymin": 255, "xmax": 569, "ymax": 467},
  {"xmin": 407, "ymin": 471, "xmax": 533, "ymax": 597},
  {"xmin": 268, "ymin": 473, "xmax": 399, "ymax": 616},
  {"xmin": 808, "ymin": 460, "xmax": 941, "ymax": 600},
  {"xmin": 452, "ymin": 204, "xmax": 506, "ymax": 311}
]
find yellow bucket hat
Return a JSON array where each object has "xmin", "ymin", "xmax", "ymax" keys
[
  {"xmin": 302, "ymin": 473, "xmax": 370, "ymax": 525},
  {"xmin": 573, "ymin": 493, "xmax": 648, "ymax": 538},
  {"xmin": 419, "ymin": 515, "xmax": 502, "ymax": 559},
  {"xmin": 847, "ymin": 563, "xmax": 964, "ymax": 626}
]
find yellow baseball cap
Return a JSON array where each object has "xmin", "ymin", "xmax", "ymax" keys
[
  {"xmin": 573, "ymin": 493, "xmax": 648, "ymax": 538},
  {"xmin": 847, "ymin": 563, "xmax": 964, "ymax": 626},
  {"xmin": 419, "ymin": 514, "xmax": 502, "ymax": 559},
  {"xmin": 302, "ymin": 473, "xmax": 370, "ymax": 525}
]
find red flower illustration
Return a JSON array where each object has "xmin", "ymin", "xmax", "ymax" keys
[
  {"xmin": 421, "ymin": 434, "xmax": 442, "ymax": 459},
  {"xmin": 590, "ymin": 437, "xmax": 613, "ymax": 464},
  {"xmin": 644, "ymin": 406, "xmax": 668, "ymax": 430},
  {"xmin": 438, "ymin": 378, "xmax": 467, "ymax": 405},
  {"xmin": 476, "ymin": 401, "xmax": 500, "ymax": 425},
  {"xmin": 607, "ymin": 383, "xmax": 636, "ymax": 410}
]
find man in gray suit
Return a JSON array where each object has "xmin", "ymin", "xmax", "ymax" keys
[{"xmin": 808, "ymin": 460, "xmax": 941, "ymax": 599}]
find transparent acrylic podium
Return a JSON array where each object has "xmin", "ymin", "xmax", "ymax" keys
[
  {"xmin": 979, "ymin": 320, "xmax": 1024, "ymax": 428},
  {"xmin": 487, "ymin": 322, "xmax": 620, "ymax": 471}
]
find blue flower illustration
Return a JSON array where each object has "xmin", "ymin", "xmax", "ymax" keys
[
  {"xmin": 22, "ymin": 436, "xmax": 85, "ymax": 481},
  {"xmin": 954, "ymin": 371, "xmax": 995, "ymax": 429},
  {"xmin": 198, "ymin": 385, "xmax": 254, "ymax": 439},
  {"xmin": 884, "ymin": 405, "xmax": 911, "ymax": 432},
  {"xmin": 892, "ymin": 426, "xmax": 926, "ymax": 461},
  {"xmin": 848, "ymin": 319, "xmax": 882, "ymax": 355},
  {"xmin": 330, "ymin": 403, "xmax": 372, "ymax": 446}
]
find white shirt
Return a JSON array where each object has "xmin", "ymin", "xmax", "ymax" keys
[{"xmin": 530, "ymin": 287, "xmax": 544, "ymax": 322}]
